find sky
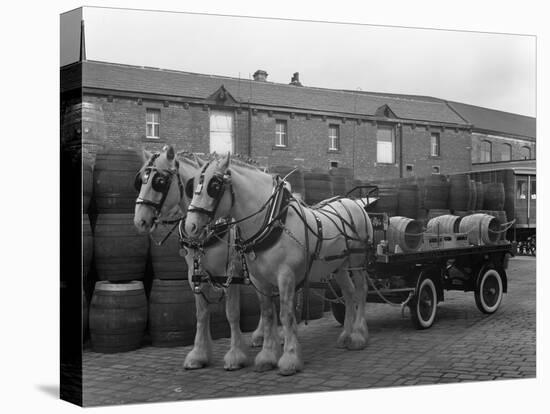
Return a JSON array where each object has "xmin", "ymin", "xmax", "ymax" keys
[{"xmin": 61, "ymin": 6, "xmax": 536, "ymax": 117}]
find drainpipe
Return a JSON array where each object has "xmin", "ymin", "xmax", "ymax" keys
[
  {"xmin": 247, "ymin": 106, "xmax": 252, "ymax": 157},
  {"xmin": 398, "ymin": 123, "xmax": 403, "ymax": 178}
]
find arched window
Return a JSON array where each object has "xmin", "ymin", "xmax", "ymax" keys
[
  {"xmin": 521, "ymin": 146, "xmax": 531, "ymax": 160},
  {"xmin": 501, "ymin": 143, "xmax": 512, "ymax": 161},
  {"xmin": 480, "ymin": 140, "xmax": 492, "ymax": 163}
]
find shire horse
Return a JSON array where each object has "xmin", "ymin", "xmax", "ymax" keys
[
  {"xmin": 185, "ymin": 153, "xmax": 374, "ymax": 375},
  {"xmin": 133, "ymin": 145, "xmax": 265, "ymax": 370}
]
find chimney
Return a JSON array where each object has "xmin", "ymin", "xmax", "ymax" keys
[
  {"xmin": 253, "ymin": 69, "xmax": 268, "ymax": 82},
  {"xmin": 289, "ymin": 72, "xmax": 302, "ymax": 86}
]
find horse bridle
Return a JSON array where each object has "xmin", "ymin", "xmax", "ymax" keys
[
  {"xmin": 187, "ymin": 161, "xmax": 235, "ymax": 221},
  {"xmin": 135, "ymin": 153, "xmax": 185, "ymax": 218}
]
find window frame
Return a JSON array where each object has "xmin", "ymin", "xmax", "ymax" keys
[
  {"xmin": 430, "ymin": 132, "xmax": 441, "ymax": 157},
  {"xmin": 521, "ymin": 146, "xmax": 531, "ymax": 160},
  {"xmin": 146, "ymin": 108, "xmax": 161, "ymax": 139},
  {"xmin": 480, "ymin": 140, "xmax": 492, "ymax": 163},
  {"xmin": 501, "ymin": 143, "xmax": 512, "ymax": 161},
  {"xmin": 328, "ymin": 124, "xmax": 340, "ymax": 151},
  {"xmin": 275, "ymin": 119, "xmax": 288, "ymax": 148},
  {"xmin": 376, "ymin": 124, "xmax": 395, "ymax": 164}
]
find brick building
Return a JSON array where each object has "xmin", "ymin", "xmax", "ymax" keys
[{"xmin": 61, "ymin": 59, "xmax": 535, "ymax": 181}]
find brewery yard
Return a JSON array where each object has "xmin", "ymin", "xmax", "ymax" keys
[{"xmin": 81, "ymin": 256, "xmax": 536, "ymax": 407}]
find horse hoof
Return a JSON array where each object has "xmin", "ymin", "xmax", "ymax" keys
[
  {"xmin": 254, "ymin": 349, "xmax": 278, "ymax": 372},
  {"xmin": 183, "ymin": 349, "xmax": 210, "ymax": 370},
  {"xmin": 277, "ymin": 353, "xmax": 303, "ymax": 376},
  {"xmin": 346, "ymin": 332, "xmax": 367, "ymax": 350},
  {"xmin": 336, "ymin": 332, "xmax": 351, "ymax": 348},
  {"xmin": 224, "ymin": 348, "xmax": 249, "ymax": 371}
]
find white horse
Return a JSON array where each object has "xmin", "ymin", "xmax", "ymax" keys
[
  {"xmin": 184, "ymin": 153, "xmax": 373, "ymax": 375},
  {"xmin": 133, "ymin": 145, "xmax": 265, "ymax": 370}
]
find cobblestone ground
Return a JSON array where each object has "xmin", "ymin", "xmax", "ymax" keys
[{"xmin": 82, "ymin": 257, "xmax": 536, "ymax": 406}]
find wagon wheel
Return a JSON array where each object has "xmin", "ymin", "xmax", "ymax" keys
[
  {"xmin": 409, "ymin": 276, "xmax": 438, "ymax": 329},
  {"xmin": 474, "ymin": 266, "xmax": 504, "ymax": 314}
]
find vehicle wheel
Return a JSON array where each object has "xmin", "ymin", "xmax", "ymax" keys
[
  {"xmin": 475, "ymin": 267, "xmax": 503, "ymax": 314},
  {"xmin": 330, "ymin": 302, "xmax": 345, "ymax": 326},
  {"xmin": 410, "ymin": 277, "xmax": 438, "ymax": 329}
]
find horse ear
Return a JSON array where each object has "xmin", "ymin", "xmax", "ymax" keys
[
  {"xmin": 220, "ymin": 151, "xmax": 231, "ymax": 170},
  {"xmin": 141, "ymin": 149, "xmax": 153, "ymax": 163},
  {"xmin": 194, "ymin": 154, "xmax": 206, "ymax": 168},
  {"xmin": 163, "ymin": 145, "xmax": 175, "ymax": 161}
]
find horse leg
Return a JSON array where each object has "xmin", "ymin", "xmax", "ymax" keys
[
  {"xmin": 183, "ymin": 289, "xmax": 212, "ymax": 369},
  {"xmin": 347, "ymin": 269, "xmax": 368, "ymax": 350},
  {"xmin": 250, "ymin": 287, "xmax": 265, "ymax": 347},
  {"xmin": 334, "ymin": 268, "xmax": 357, "ymax": 349},
  {"xmin": 223, "ymin": 284, "xmax": 249, "ymax": 370},
  {"xmin": 277, "ymin": 270, "xmax": 303, "ymax": 376},
  {"xmin": 253, "ymin": 280, "xmax": 280, "ymax": 372}
]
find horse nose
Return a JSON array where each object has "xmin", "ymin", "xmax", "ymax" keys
[{"xmin": 139, "ymin": 219, "xmax": 147, "ymax": 228}]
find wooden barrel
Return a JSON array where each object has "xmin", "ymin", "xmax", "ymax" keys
[
  {"xmin": 304, "ymin": 172, "xmax": 333, "ymax": 205},
  {"xmin": 420, "ymin": 175, "xmax": 449, "ymax": 210},
  {"xmin": 448, "ymin": 174, "xmax": 471, "ymax": 211},
  {"xmin": 397, "ymin": 184, "xmax": 419, "ymax": 219},
  {"xmin": 150, "ymin": 225, "xmax": 188, "ymax": 280},
  {"xmin": 330, "ymin": 175, "xmax": 349, "ymax": 196},
  {"xmin": 454, "ymin": 210, "xmax": 473, "ymax": 218},
  {"xmin": 270, "ymin": 165, "xmax": 305, "ymax": 196},
  {"xmin": 372, "ymin": 184, "xmax": 399, "ymax": 216},
  {"xmin": 329, "ymin": 167, "xmax": 353, "ymax": 196},
  {"xmin": 493, "ymin": 210, "xmax": 508, "ymax": 241},
  {"xmin": 483, "ymin": 183, "xmax": 505, "ymax": 210},
  {"xmin": 148, "ymin": 279, "xmax": 196, "ymax": 347},
  {"xmin": 94, "ymin": 148, "xmax": 142, "ymax": 213},
  {"xmin": 427, "ymin": 209, "xmax": 451, "ymax": 221},
  {"xmin": 302, "ymin": 288, "xmax": 325, "ymax": 321},
  {"xmin": 89, "ymin": 281, "xmax": 148, "ymax": 353},
  {"xmin": 468, "ymin": 180, "xmax": 478, "ymax": 211},
  {"xmin": 240, "ymin": 285, "xmax": 261, "ymax": 333},
  {"xmin": 83, "ymin": 214, "xmax": 93, "ymax": 280},
  {"xmin": 426, "ymin": 214, "xmax": 462, "ymax": 234},
  {"xmin": 475, "ymin": 181, "xmax": 484, "ymax": 210},
  {"xmin": 83, "ymin": 159, "xmax": 93, "ymax": 213},
  {"xmin": 62, "ymin": 102, "xmax": 106, "ymax": 146},
  {"xmin": 94, "ymin": 214, "xmax": 149, "ymax": 282},
  {"xmin": 387, "ymin": 216, "xmax": 423, "ymax": 253},
  {"xmin": 459, "ymin": 213, "xmax": 501, "ymax": 246}
]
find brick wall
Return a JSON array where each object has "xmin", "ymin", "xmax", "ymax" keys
[
  {"xmin": 471, "ymin": 132, "xmax": 535, "ymax": 163},
  {"xmin": 80, "ymin": 92, "xmax": 473, "ymax": 181}
]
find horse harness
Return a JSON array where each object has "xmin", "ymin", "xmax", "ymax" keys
[{"xmin": 135, "ymin": 153, "xmax": 184, "ymax": 217}]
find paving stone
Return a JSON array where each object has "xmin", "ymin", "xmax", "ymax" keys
[{"xmin": 81, "ymin": 257, "xmax": 536, "ymax": 406}]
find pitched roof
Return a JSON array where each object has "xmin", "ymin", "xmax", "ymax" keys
[
  {"xmin": 447, "ymin": 101, "xmax": 535, "ymax": 140},
  {"xmin": 74, "ymin": 60, "xmax": 468, "ymax": 126}
]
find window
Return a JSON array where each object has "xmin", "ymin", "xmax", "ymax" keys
[
  {"xmin": 430, "ymin": 132, "xmax": 440, "ymax": 157},
  {"xmin": 500, "ymin": 143, "xmax": 512, "ymax": 161},
  {"xmin": 521, "ymin": 146, "xmax": 531, "ymax": 160},
  {"xmin": 376, "ymin": 126, "xmax": 395, "ymax": 164},
  {"xmin": 531, "ymin": 178, "xmax": 536, "ymax": 200},
  {"xmin": 517, "ymin": 180, "xmax": 527, "ymax": 199},
  {"xmin": 146, "ymin": 109, "xmax": 160, "ymax": 139},
  {"xmin": 328, "ymin": 124, "xmax": 340, "ymax": 150},
  {"xmin": 480, "ymin": 140, "xmax": 492, "ymax": 162},
  {"xmin": 275, "ymin": 120, "xmax": 288, "ymax": 147},
  {"xmin": 432, "ymin": 166, "xmax": 440, "ymax": 174},
  {"xmin": 330, "ymin": 161, "xmax": 339, "ymax": 168}
]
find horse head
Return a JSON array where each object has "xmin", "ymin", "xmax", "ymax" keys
[
  {"xmin": 133, "ymin": 144, "xmax": 197, "ymax": 233},
  {"xmin": 185, "ymin": 152, "xmax": 232, "ymax": 239}
]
